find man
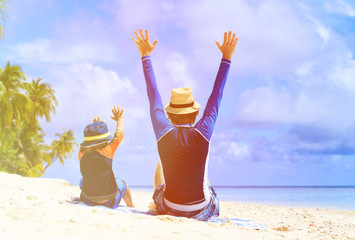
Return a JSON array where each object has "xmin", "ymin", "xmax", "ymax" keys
[{"xmin": 132, "ymin": 29, "xmax": 237, "ymax": 220}]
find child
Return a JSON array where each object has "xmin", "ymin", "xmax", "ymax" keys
[{"xmin": 78, "ymin": 105, "xmax": 134, "ymax": 208}]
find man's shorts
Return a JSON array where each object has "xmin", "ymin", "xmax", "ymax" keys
[
  {"xmin": 79, "ymin": 178, "xmax": 127, "ymax": 209},
  {"xmin": 153, "ymin": 184, "xmax": 219, "ymax": 221}
]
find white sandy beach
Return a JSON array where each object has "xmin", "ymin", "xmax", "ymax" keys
[{"xmin": 0, "ymin": 172, "xmax": 354, "ymax": 240}]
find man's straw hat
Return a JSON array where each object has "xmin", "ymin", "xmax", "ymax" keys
[{"xmin": 165, "ymin": 88, "xmax": 200, "ymax": 114}]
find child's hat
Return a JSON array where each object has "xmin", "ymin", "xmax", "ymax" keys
[{"xmin": 80, "ymin": 121, "xmax": 112, "ymax": 148}]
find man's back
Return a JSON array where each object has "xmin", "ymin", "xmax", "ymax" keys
[{"xmin": 157, "ymin": 125, "xmax": 210, "ymax": 204}]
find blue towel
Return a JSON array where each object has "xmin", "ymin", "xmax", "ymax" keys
[{"xmin": 68, "ymin": 198, "xmax": 267, "ymax": 230}]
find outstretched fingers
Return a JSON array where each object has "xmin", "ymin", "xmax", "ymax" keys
[
  {"xmin": 112, "ymin": 105, "xmax": 117, "ymax": 114},
  {"xmin": 216, "ymin": 30, "xmax": 238, "ymax": 60},
  {"xmin": 132, "ymin": 28, "xmax": 158, "ymax": 57},
  {"xmin": 145, "ymin": 29, "xmax": 149, "ymax": 41},
  {"xmin": 93, "ymin": 116, "xmax": 101, "ymax": 122},
  {"xmin": 131, "ymin": 37, "xmax": 139, "ymax": 44},
  {"xmin": 139, "ymin": 28, "xmax": 145, "ymax": 40},
  {"xmin": 232, "ymin": 33, "xmax": 238, "ymax": 46},
  {"xmin": 131, "ymin": 29, "xmax": 151, "ymax": 44},
  {"xmin": 152, "ymin": 39, "xmax": 158, "ymax": 47},
  {"xmin": 112, "ymin": 105, "xmax": 123, "ymax": 114},
  {"xmin": 111, "ymin": 105, "xmax": 121, "ymax": 120},
  {"xmin": 223, "ymin": 31, "xmax": 238, "ymax": 46},
  {"xmin": 134, "ymin": 31, "xmax": 141, "ymax": 42},
  {"xmin": 215, "ymin": 40, "xmax": 222, "ymax": 50},
  {"xmin": 227, "ymin": 30, "xmax": 232, "ymax": 44}
]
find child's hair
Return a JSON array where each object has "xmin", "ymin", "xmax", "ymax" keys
[{"xmin": 167, "ymin": 111, "xmax": 199, "ymax": 125}]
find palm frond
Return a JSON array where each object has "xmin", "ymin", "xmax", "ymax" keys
[{"xmin": 0, "ymin": 0, "xmax": 8, "ymax": 39}]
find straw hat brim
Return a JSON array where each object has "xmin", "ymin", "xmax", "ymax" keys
[{"xmin": 165, "ymin": 101, "xmax": 201, "ymax": 115}]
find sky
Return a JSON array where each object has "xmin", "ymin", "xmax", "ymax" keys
[{"xmin": 1, "ymin": 0, "xmax": 355, "ymax": 186}]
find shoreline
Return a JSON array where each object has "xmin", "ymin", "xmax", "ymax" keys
[
  {"xmin": 130, "ymin": 186, "xmax": 355, "ymax": 211},
  {"xmin": 1, "ymin": 172, "xmax": 355, "ymax": 239}
]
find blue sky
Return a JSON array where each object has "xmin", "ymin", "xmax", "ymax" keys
[{"xmin": 1, "ymin": 0, "xmax": 355, "ymax": 186}]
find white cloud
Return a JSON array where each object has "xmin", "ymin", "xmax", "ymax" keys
[
  {"xmin": 329, "ymin": 55, "xmax": 355, "ymax": 93},
  {"xmin": 172, "ymin": 0, "xmax": 325, "ymax": 79},
  {"xmin": 308, "ymin": 17, "xmax": 331, "ymax": 46},
  {"xmin": 294, "ymin": 61, "xmax": 318, "ymax": 77},
  {"xmin": 227, "ymin": 142, "xmax": 251, "ymax": 161},
  {"xmin": 43, "ymin": 62, "xmax": 136, "ymax": 133},
  {"xmin": 234, "ymin": 85, "xmax": 355, "ymax": 133},
  {"xmin": 7, "ymin": 39, "xmax": 119, "ymax": 64},
  {"xmin": 104, "ymin": 0, "xmax": 321, "ymax": 75},
  {"xmin": 10, "ymin": 0, "xmax": 57, "ymax": 21},
  {"xmin": 164, "ymin": 52, "xmax": 196, "ymax": 89},
  {"xmin": 290, "ymin": 138, "xmax": 341, "ymax": 153},
  {"xmin": 234, "ymin": 87, "xmax": 308, "ymax": 124},
  {"xmin": 107, "ymin": 0, "xmax": 169, "ymax": 32},
  {"xmin": 104, "ymin": 0, "xmax": 333, "ymax": 81},
  {"xmin": 324, "ymin": 0, "xmax": 355, "ymax": 17}
]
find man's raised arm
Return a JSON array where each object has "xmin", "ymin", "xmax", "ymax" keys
[
  {"xmin": 131, "ymin": 29, "xmax": 172, "ymax": 141},
  {"xmin": 195, "ymin": 31, "xmax": 238, "ymax": 141}
]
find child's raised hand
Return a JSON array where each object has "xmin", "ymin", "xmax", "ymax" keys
[
  {"xmin": 111, "ymin": 105, "xmax": 124, "ymax": 122},
  {"xmin": 93, "ymin": 116, "xmax": 101, "ymax": 122}
]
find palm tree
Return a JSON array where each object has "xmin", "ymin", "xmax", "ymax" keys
[
  {"xmin": 0, "ymin": 0, "xmax": 9, "ymax": 39},
  {"xmin": 24, "ymin": 78, "xmax": 58, "ymax": 122},
  {"xmin": 17, "ymin": 122, "xmax": 46, "ymax": 169},
  {"xmin": 43, "ymin": 129, "xmax": 78, "ymax": 172},
  {"xmin": 0, "ymin": 61, "xmax": 77, "ymax": 177},
  {"xmin": 18, "ymin": 78, "xmax": 57, "ymax": 176},
  {"xmin": 0, "ymin": 63, "xmax": 30, "ymax": 147}
]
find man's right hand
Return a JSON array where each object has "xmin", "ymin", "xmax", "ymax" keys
[
  {"xmin": 131, "ymin": 28, "xmax": 158, "ymax": 57},
  {"xmin": 215, "ymin": 31, "xmax": 238, "ymax": 61}
]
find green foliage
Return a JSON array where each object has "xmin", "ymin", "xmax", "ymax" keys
[
  {"xmin": 0, "ymin": 62, "xmax": 78, "ymax": 177},
  {"xmin": 0, "ymin": 131, "xmax": 24, "ymax": 175},
  {"xmin": 24, "ymin": 78, "xmax": 58, "ymax": 122},
  {"xmin": 0, "ymin": 0, "xmax": 8, "ymax": 39},
  {"xmin": 44, "ymin": 129, "xmax": 78, "ymax": 172},
  {"xmin": 0, "ymin": 63, "xmax": 29, "ymax": 129}
]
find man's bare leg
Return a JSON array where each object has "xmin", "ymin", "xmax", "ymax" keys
[
  {"xmin": 123, "ymin": 184, "xmax": 135, "ymax": 207},
  {"xmin": 149, "ymin": 161, "xmax": 165, "ymax": 210}
]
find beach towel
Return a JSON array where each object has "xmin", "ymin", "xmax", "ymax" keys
[{"xmin": 68, "ymin": 198, "xmax": 267, "ymax": 230}]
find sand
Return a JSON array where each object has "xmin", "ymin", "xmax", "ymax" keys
[{"xmin": 0, "ymin": 172, "xmax": 354, "ymax": 240}]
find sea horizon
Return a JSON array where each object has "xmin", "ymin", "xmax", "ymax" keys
[
  {"xmin": 130, "ymin": 186, "xmax": 355, "ymax": 210},
  {"xmin": 130, "ymin": 185, "xmax": 355, "ymax": 188}
]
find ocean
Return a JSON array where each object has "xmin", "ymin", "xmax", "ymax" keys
[{"xmin": 131, "ymin": 186, "xmax": 355, "ymax": 210}]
